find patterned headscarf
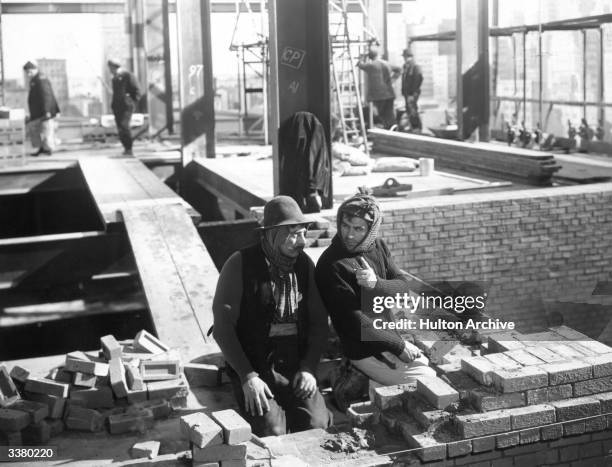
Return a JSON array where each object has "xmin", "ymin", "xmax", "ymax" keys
[
  {"xmin": 260, "ymin": 226, "xmax": 300, "ymax": 322},
  {"xmin": 337, "ymin": 193, "xmax": 382, "ymax": 253}
]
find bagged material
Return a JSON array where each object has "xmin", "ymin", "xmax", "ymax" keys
[{"xmin": 372, "ymin": 157, "xmax": 419, "ymax": 172}]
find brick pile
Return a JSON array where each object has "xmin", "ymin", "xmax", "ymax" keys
[
  {"xmin": 348, "ymin": 325, "xmax": 612, "ymax": 465},
  {"xmin": 0, "ymin": 330, "xmax": 220, "ymax": 447},
  {"xmin": 181, "ymin": 409, "xmax": 251, "ymax": 467}
]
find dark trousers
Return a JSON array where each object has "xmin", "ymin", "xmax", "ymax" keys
[
  {"xmin": 227, "ymin": 336, "xmax": 332, "ymax": 437},
  {"xmin": 113, "ymin": 107, "xmax": 133, "ymax": 151},
  {"xmin": 404, "ymin": 96, "xmax": 422, "ymax": 130},
  {"xmin": 373, "ymin": 98, "xmax": 396, "ymax": 130}
]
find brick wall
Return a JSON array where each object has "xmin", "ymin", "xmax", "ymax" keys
[{"xmin": 376, "ymin": 183, "xmax": 612, "ymax": 336}]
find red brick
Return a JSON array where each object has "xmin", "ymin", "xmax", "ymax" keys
[
  {"xmin": 140, "ymin": 360, "xmax": 180, "ymax": 381},
  {"xmin": 469, "ymin": 388, "xmax": 525, "ymax": 411},
  {"xmin": 471, "ymin": 434, "xmax": 496, "ymax": 453},
  {"xmin": 23, "ymin": 392, "xmax": 65, "ymax": 419},
  {"xmin": 491, "ymin": 366, "xmax": 548, "ymax": 393},
  {"xmin": 72, "ymin": 372, "xmax": 98, "ymax": 388},
  {"xmin": 563, "ymin": 420, "xmax": 586, "ymax": 436},
  {"xmin": 487, "ymin": 332, "xmax": 526, "ymax": 353},
  {"xmin": 0, "ymin": 408, "xmax": 30, "ymax": 431},
  {"xmin": 211, "ymin": 409, "xmax": 251, "ymax": 444},
  {"xmin": 503, "ymin": 348, "xmax": 546, "ymax": 366},
  {"xmin": 147, "ymin": 375, "xmax": 189, "ymax": 400},
  {"xmin": 446, "ymin": 439, "xmax": 471, "ymax": 457},
  {"xmin": 64, "ymin": 405, "xmax": 104, "ymax": 432},
  {"xmin": 22, "ymin": 420, "xmax": 51, "ymax": 445},
  {"xmin": 551, "ymin": 396, "xmax": 601, "ymax": 421},
  {"xmin": 0, "ymin": 366, "xmax": 20, "ymax": 407},
  {"xmin": 483, "ymin": 352, "xmax": 524, "ymax": 371},
  {"xmin": 127, "ymin": 388, "xmax": 148, "ymax": 404},
  {"xmin": 574, "ymin": 376, "xmax": 612, "ymax": 397},
  {"xmin": 134, "ymin": 330, "xmax": 170, "ymax": 354},
  {"xmin": 70, "ymin": 386, "xmax": 114, "ymax": 409},
  {"xmin": 125, "ymin": 364, "xmax": 144, "ymax": 390},
  {"xmin": 48, "ymin": 418, "xmax": 64, "ymax": 436},
  {"xmin": 456, "ymin": 411, "xmax": 511, "ymax": 438},
  {"xmin": 526, "ymin": 387, "xmax": 548, "ymax": 405},
  {"xmin": 9, "ymin": 366, "xmax": 30, "ymax": 385},
  {"xmin": 7, "ymin": 399, "xmax": 48, "ymax": 423},
  {"xmin": 108, "ymin": 408, "xmax": 155, "ymax": 434},
  {"xmin": 192, "ymin": 443, "xmax": 247, "ymax": 463},
  {"xmin": 372, "ymin": 383, "xmax": 413, "ymax": 411},
  {"xmin": 585, "ymin": 415, "xmax": 607, "ymax": 433},
  {"xmin": 184, "ymin": 363, "xmax": 219, "ymax": 388},
  {"xmin": 407, "ymin": 433, "xmax": 447, "ymax": 462},
  {"xmin": 506, "ymin": 404, "xmax": 556, "ymax": 429},
  {"xmin": 180, "ymin": 412, "xmax": 223, "ymax": 448},
  {"xmin": 24, "ymin": 377, "xmax": 69, "ymax": 398},
  {"xmin": 136, "ymin": 399, "xmax": 171, "ymax": 419},
  {"xmin": 496, "ymin": 432, "xmax": 519, "ymax": 449},
  {"xmin": 100, "ymin": 334, "xmax": 122, "ymax": 360},
  {"xmin": 0, "ymin": 430, "xmax": 22, "ymax": 446},
  {"xmin": 416, "ymin": 377, "xmax": 459, "ymax": 409},
  {"xmin": 582, "ymin": 354, "xmax": 612, "ymax": 378},
  {"xmin": 109, "ymin": 357, "xmax": 129, "ymax": 398},
  {"xmin": 541, "ymin": 423, "xmax": 563, "ymax": 440},
  {"xmin": 64, "ymin": 355, "xmax": 109, "ymax": 377},
  {"xmin": 519, "ymin": 427, "xmax": 540, "ymax": 444},
  {"xmin": 461, "ymin": 356, "xmax": 496, "ymax": 385},
  {"xmin": 538, "ymin": 360, "xmax": 593, "ymax": 385}
]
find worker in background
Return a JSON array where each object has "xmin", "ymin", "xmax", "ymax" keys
[
  {"xmin": 23, "ymin": 61, "xmax": 60, "ymax": 156},
  {"xmin": 107, "ymin": 59, "xmax": 141, "ymax": 156},
  {"xmin": 315, "ymin": 193, "xmax": 436, "ymax": 411},
  {"xmin": 213, "ymin": 196, "xmax": 332, "ymax": 436},
  {"xmin": 401, "ymin": 49, "xmax": 424, "ymax": 132},
  {"xmin": 356, "ymin": 45, "xmax": 401, "ymax": 130}
]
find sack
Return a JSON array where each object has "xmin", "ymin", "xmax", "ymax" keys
[{"xmin": 372, "ymin": 157, "xmax": 419, "ymax": 172}]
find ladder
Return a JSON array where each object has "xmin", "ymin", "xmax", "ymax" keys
[{"xmin": 329, "ymin": 0, "xmax": 378, "ymax": 152}]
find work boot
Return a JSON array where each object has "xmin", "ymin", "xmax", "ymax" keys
[
  {"xmin": 122, "ymin": 149, "xmax": 133, "ymax": 156},
  {"xmin": 30, "ymin": 148, "xmax": 44, "ymax": 157},
  {"xmin": 332, "ymin": 360, "xmax": 369, "ymax": 412}
]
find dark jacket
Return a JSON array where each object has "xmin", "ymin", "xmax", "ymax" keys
[
  {"xmin": 401, "ymin": 64, "xmax": 423, "ymax": 99},
  {"xmin": 315, "ymin": 236, "xmax": 409, "ymax": 360},
  {"xmin": 279, "ymin": 111, "xmax": 332, "ymax": 211},
  {"xmin": 27, "ymin": 73, "xmax": 60, "ymax": 120},
  {"xmin": 111, "ymin": 70, "xmax": 141, "ymax": 112}
]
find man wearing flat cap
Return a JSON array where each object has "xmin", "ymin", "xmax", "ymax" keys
[
  {"xmin": 213, "ymin": 196, "xmax": 332, "ymax": 436},
  {"xmin": 315, "ymin": 193, "xmax": 435, "ymax": 410},
  {"xmin": 23, "ymin": 61, "xmax": 60, "ymax": 156},
  {"xmin": 107, "ymin": 59, "xmax": 141, "ymax": 156},
  {"xmin": 401, "ymin": 49, "xmax": 423, "ymax": 131}
]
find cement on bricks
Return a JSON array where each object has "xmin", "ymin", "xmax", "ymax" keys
[
  {"xmin": 496, "ymin": 432, "xmax": 519, "ymax": 449},
  {"xmin": 456, "ymin": 411, "xmax": 511, "ymax": 438},
  {"xmin": 582, "ymin": 354, "xmax": 612, "ymax": 378},
  {"xmin": 541, "ymin": 422, "xmax": 563, "ymax": 440},
  {"xmin": 471, "ymin": 434, "xmax": 496, "ymax": 453},
  {"xmin": 446, "ymin": 439, "xmax": 472, "ymax": 457},
  {"xmin": 505, "ymin": 404, "xmax": 556, "ymax": 430},
  {"xmin": 538, "ymin": 360, "xmax": 593, "ymax": 385},
  {"xmin": 551, "ymin": 396, "xmax": 601, "ymax": 421},
  {"xmin": 372, "ymin": 384, "xmax": 412, "ymax": 411},
  {"xmin": 574, "ymin": 376, "xmax": 612, "ymax": 397},
  {"xmin": 408, "ymin": 433, "xmax": 447, "ymax": 462},
  {"xmin": 487, "ymin": 333, "xmax": 526, "ymax": 353},
  {"xmin": 461, "ymin": 356, "xmax": 496, "ymax": 385},
  {"xmin": 210, "ymin": 409, "xmax": 251, "ymax": 445},
  {"xmin": 180, "ymin": 412, "xmax": 223, "ymax": 448},
  {"xmin": 192, "ymin": 443, "xmax": 247, "ymax": 463},
  {"xmin": 491, "ymin": 365, "xmax": 548, "ymax": 393},
  {"xmin": 0, "ymin": 408, "xmax": 30, "ymax": 431},
  {"xmin": 518, "ymin": 427, "xmax": 540, "ymax": 444},
  {"xmin": 416, "ymin": 377, "xmax": 459, "ymax": 410},
  {"xmin": 563, "ymin": 420, "xmax": 586, "ymax": 436},
  {"xmin": 469, "ymin": 388, "xmax": 526, "ymax": 411},
  {"xmin": 585, "ymin": 415, "xmax": 607, "ymax": 432}
]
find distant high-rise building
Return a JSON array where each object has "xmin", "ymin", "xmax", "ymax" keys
[{"xmin": 36, "ymin": 58, "xmax": 69, "ymax": 112}]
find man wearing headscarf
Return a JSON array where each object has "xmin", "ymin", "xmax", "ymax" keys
[
  {"xmin": 315, "ymin": 193, "xmax": 435, "ymax": 409},
  {"xmin": 213, "ymin": 196, "xmax": 332, "ymax": 436}
]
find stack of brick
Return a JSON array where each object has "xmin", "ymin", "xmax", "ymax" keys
[
  {"xmin": 180, "ymin": 409, "xmax": 251, "ymax": 467},
  {"xmin": 349, "ymin": 325, "xmax": 612, "ymax": 464},
  {"xmin": 0, "ymin": 330, "xmax": 191, "ymax": 445}
]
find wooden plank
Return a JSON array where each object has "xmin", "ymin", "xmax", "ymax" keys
[{"xmin": 120, "ymin": 205, "xmax": 215, "ymax": 360}]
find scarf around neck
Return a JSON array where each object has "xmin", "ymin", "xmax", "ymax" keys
[{"xmin": 337, "ymin": 194, "xmax": 382, "ymax": 253}]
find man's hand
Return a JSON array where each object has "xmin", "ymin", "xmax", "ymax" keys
[
  {"xmin": 397, "ymin": 341, "xmax": 422, "ymax": 363},
  {"xmin": 242, "ymin": 376, "xmax": 274, "ymax": 416},
  {"xmin": 355, "ymin": 256, "xmax": 377, "ymax": 289},
  {"xmin": 292, "ymin": 371, "xmax": 317, "ymax": 399}
]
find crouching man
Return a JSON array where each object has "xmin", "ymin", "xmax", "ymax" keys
[
  {"xmin": 213, "ymin": 196, "xmax": 332, "ymax": 436},
  {"xmin": 315, "ymin": 193, "xmax": 436, "ymax": 410}
]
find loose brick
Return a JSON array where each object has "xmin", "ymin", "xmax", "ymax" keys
[
  {"xmin": 72, "ymin": 372, "xmax": 98, "ymax": 388},
  {"xmin": 70, "ymin": 386, "xmax": 114, "ymax": 409},
  {"xmin": 563, "ymin": 420, "xmax": 586, "ymax": 436},
  {"xmin": 471, "ymin": 434, "xmax": 496, "ymax": 453},
  {"xmin": 108, "ymin": 408, "xmax": 155, "ymax": 434},
  {"xmin": 7, "ymin": 399, "xmax": 48, "ymax": 423},
  {"xmin": 546, "ymin": 342, "xmax": 591, "ymax": 360},
  {"xmin": 538, "ymin": 360, "xmax": 592, "ymax": 385},
  {"xmin": 100, "ymin": 334, "xmax": 122, "ymax": 360},
  {"xmin": 503, "ymin": 348, "xmax": 546, "ymax": 366},
  {"xmin": 372, "ymin": 383, "xmax": 413, "ymax": 411},
  {"xmin": 582, "ymin": 353, "xmax": 612, "ymax": 378},
  {"xmin": 469, "ymin": 388, "xmax": 525, "ymax": 411},
  {"xmin": 147, "ymin": 375, "xmax": 189, "ymax": 400},
  {"xmin": 50, "ymin": 367, "xmax": 73, "ymax": 384},
  {"xmin": 0, "ymin": 430, "xmax": 22, "ymax": 446},
  {"xmin": 109, "ymin": 358, "xmax": 129, "ymax": 398},
  {"xmin": 24, "ymin": 377, "xmax": 69, "ymax": 398},
  {"xmin": 140, "ymin": 360, "xmax": 180, "ymax": 381},
  {"xmin": 487, "ymin": 333, "xmax": 526, "ymax": 353},
  {"xmin": 416, "ymin": 377, "xmax": 459, "ymax": 410},
  {"xmin": 48, "ymin": 418, "xmax": 64, "ymax": 436},
  {"xmin": 461, "ymin": 356, "xmax": 496, "ymax": 385},
  {"xmin": 519, "ymin": 427, "xmax": 540, "ymax": 444},
  {"xmin": 484, "ymin": 352, "xmax": 524, "ymax": 372},
  {"xmin": 9, "ymin": 366, "xmax": 30, "ymax": 385},
  {"xmin": 125, "ymin": 365, "xmax": 144, "ymax": 390},
  {"xmin": 211, "ymin": 409, "xmax": 252, "ymax": 444},
  {"xmin": 456, "ymin": 411, "xmax": 511, "ymax": 438},
  {"xmin": 0, "ymin": 408, "xmax": 30, "ymax": 431},
  {"xmin": 523, "ymin": 345, "xmax": 566, "ymax": 363},
  {"xmin": 408, "ymin": 433, "xmax": 447, "ymax": 462},
  {"xmin": 192, "ymin": 443, "xmax": 247, "ymax": 463},
  {"xmin": 23, "ymin": 392, "xmax": 65, "ymax": 419},
  {"xmin": 126, "ymin": 389, "xmax": 148, "ymax": 404},
  {"xmin": 0, "ymin": 366, "xmax": 20, "ymax": 407},
  {"xmin": 541, "ymin": 422, "xmax": 563, "ymax": 440},
  {"xmin": 180, "ymin": 412, "xmax": 223, "ymax": 448},
  {"xmin": 496, "ymin": 432, "xmax": 519, "ymax": 449},
  {"xmin": 585, "ymin": 415, "xmax": 606, "ymax": 432},
  {"xmin": 130, "ymin": 440, "xmax": 160, "ymax": 459},
  {"xmin": 347, "ymin": 401, "xmax": 375, "ymax": 427},
  {"xmin": 552, "ymin": 396, "xmax": 601, "ymax": 421},
  {"xmin": 184, "ymin": 363, "xmax": 220, "ymax": 388},
  {"xmin": 135, "ymin": 399, "xmax": 171, "ymax": 419},
  {"xmin": 447, "ymin": 439, "xmax": 471, "ymax": 457},
  {"xmin": 491, "ymin": 365, "xmax": 548, "ymax": 393},
  {"xmin": 22, "ymin": 420, "xmax": 51, "ymax": 445},
  {"xmin": 574, "ymin": 376, "xmax": 612, "ymax": 397},
  {"xmin": 134, "ymin": 330, "xmax": 170, "ymax": 354},
  {"xmin": 506, "ymin": 404, "xmax": 556, "ymax": 429},
  {"xmin": 64, "ymin": 406, "xmax": 104, "ymax": 432},
  {"xmin": 64, "ymin": 355, "xmax": 109, "ymax": 377}
]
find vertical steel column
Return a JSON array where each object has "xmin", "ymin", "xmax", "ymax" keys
[
  {"xmin": 162, "ymin": 0, "xmax": 174, "ymax": 134},
  {"xmin": 201, "ymin": 0, "xmax": 215, "ymax": 158},
  {"xmin": 582, "ymin": 29, "xmax": 587, "ymax": 120},
  {"xmin": 537, "ymin": 0, "xmax": 543, "ymax": 128},
  {"xmin": 268, "ymin": 0, "xmax": 280, "ymax": 194},
  {"xmin": 0, "ymin": 1, "xmax": 5, "ymax": 106},
  {"xmin": 125, "ymin": 0, "xmax": 136, "ymax": 73},
  {"xmin": 599, "ymin": 27, "xmax": 605, "ymax": 127},
  {"xmin": 522, "ymin": 31, "xmax": 526, "ymax": 124},
  {"xmin": 133, "ymin": 0, "xmax": 148, "ymax": 103},
  {"xmin": 477, "ymin": 0, "xmax": 489, "ymax": 141}
]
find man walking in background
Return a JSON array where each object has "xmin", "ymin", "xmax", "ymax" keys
[
  {"xmin": 356, "ymin": 45, "xmax": 401, "ymax": 130},
  {"xmin": 24, "ymin": 61, "xmax": 60, "ymax": 156},
  {"xmin": 401, "ymin": 49, "xmax": 424, "ymax": 131},
  {"xmin": 107, "ymin": 58, "xmax": 141, "ymax": 156}
]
